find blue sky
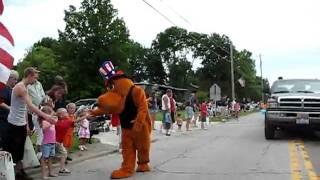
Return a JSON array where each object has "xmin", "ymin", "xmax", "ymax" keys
[{"xmin": 2, "ymin": 0, "xmax": 320, "ymax": 85}]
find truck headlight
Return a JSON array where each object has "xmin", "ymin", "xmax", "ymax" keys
[
  {"xmin": 267, "ymin": 98, "xmax": 278, "ymax": 108},
  {"xmin": 268, "ymin": 102, "xmax": 278, "ymax": 108}
]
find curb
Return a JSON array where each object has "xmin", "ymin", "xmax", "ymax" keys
[
  {"xmin": 27, "ymin": 138, "xmax": 160, "ymax": 177},
  {"xmin": 27, "ymin": 147, "xmax": 118, "ymax": 176}
]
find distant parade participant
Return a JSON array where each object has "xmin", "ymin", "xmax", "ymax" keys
[{"xmin": 162, "ymin": 89, "xmax": 172, "ymax": 136}]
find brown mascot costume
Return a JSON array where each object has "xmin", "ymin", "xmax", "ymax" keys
[{"xmin": 90, "ymin": 61, "xmax": 152, "ymax": 179}]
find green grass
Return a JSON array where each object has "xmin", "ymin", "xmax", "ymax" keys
[{"xmin": 154, "ymin": 111, "xmax": 186, "ymax": 121}]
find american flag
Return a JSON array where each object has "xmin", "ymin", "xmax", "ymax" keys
[{"xmin": 0, "ymin": 0, "xmax": 14, "ymax": 90}]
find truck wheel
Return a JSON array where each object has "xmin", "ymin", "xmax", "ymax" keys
[{"xmin": 265, "ymin": 121, "xmax": 275, "ymax": 140}]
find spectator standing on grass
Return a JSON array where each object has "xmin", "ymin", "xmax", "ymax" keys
[
  {"xmin": 189, "ymin": 92, "xmax": 199, "ymax": 127},
  {"xmin": 111, "ymin": 114, "xmax": 121, "ymax": 151},
  {"xmin": 169, "ymin": 92, "xmax": 176, "ymax": 131},
  {"xmin": 176, "ymin": 113, "xmax": 183, "ymax": 131},
  {"xmin": 200, "ymin": 100, "xmax": 208, "ymax": 130},
  {"xmin": 185, "ymin": 101, "xmax": 194, "ymax": 131},
  {"xmin": 77, "ymin": 108, "xmax": 90, "ymax": 151},
  {"xmin": 234, "ymin": 101, "xmax": 241, "ymax": 120},
  {"xmin": 162, "ymin": 89, "xmax": 172, "ymax": 136},
  {"xmin": 52, "ymin": 75, "xmax": 68, "ymax": 110},
  {"xmin": 27, "ymin": 74, "xmax": 46, "ymax": 157},
  {"xmin": 4, "ymin": 67, "xmax": 56, "ymax": 180},
  {"xmin": 55, "ymin": 108, "xmax": 75, "ymax": 175},
  {"xmin": 46, "ymin": 85, "xmax": 66, "ymax": 111},
  {"xmin": 64, "ymin": 103, "xmax": 76, "ymax": 161},
  {"xmin": 39, "ymin": 106, "xmax": 58, "ymax": 180},
  {"xmin": 0, "ymin": 70, "xmax": 18, "ymax": 149},
  {"xmin": 148, "ymin": 91, "xmax": 158, "ymax": 130}
]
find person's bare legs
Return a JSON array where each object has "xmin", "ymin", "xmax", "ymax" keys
[
  {"xmin": 186, "ymin": 119, "xmax": 190, "ymax": 131},
  {"xmin": 48, "ymin": 158, "xmax": 57, "ymax": 176},
  {"xmin": 40, "ymin": 158, "xmax": 48, "ymax": 179},
  {"xmin": 151, "ymin": 113, "xmax": 156, "ymax": 130},
  {"xmin": 59, "ymin": 155, "xmax": 67, "ymax": 171}
]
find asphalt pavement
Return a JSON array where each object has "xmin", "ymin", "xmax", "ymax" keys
[{"xmin": 31, "ymin": 113, "xmax": 320, "ymax": 180}]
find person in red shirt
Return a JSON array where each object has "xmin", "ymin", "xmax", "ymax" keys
[
  {"xmin": 169, "ymin": 93, "xmax": 176, "ymax": 131},
  {"xmin": 111, "ymin": 114, "xmax": 122, "ymax": 151},
  {"xmin": 200, "ymin": 100, "xmax": 208, "ymax": 130},
  {"xmin": 55, "ymin": 108, "xmax": 78, "ymax": 175}
]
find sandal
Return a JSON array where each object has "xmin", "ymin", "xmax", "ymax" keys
[
  {"xmin": 59, "ymin": 168, "xmax": 71, "ymax": 175},
  {"xmin": 49, "ymin": 174, "xmax": 58, "ymax": 177}
]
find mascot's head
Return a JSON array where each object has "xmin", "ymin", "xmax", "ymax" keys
[{"xmin": 92, "ymin": 61, "xmax": 134, "ymax": 115}]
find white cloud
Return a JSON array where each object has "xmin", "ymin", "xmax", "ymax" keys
[{"xmin": 1, "ymin": 0, "xmax": 80, "ymax": 63}]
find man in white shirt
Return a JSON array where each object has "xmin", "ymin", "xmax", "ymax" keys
[
  {"xmin": 27, "ymin": 78, "xmax": 46, "ymax": 157},
  {"xmin": 161, "ymin": 89, "xmax": 172, "ymax": 136}
]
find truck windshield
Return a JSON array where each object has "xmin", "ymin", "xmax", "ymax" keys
[{"xmin": 271, "ymin": 80, "xmax": 320, "ymax": 94}]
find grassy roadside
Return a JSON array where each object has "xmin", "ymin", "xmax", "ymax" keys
[
  {"xmin": 209, "ymin": 110, "xmax": 258, "ymax": 122},
  {"xmin": 154, "ymin": 110, "xmax": 258, "ymax": 122}
]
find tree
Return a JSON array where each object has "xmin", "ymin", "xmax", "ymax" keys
[
  {"xmin": 151, "ymin": 26, "xmax": 194, "ymax": 87},
  {"xmin": 58, "ymin": 0, "xmax": 131, "ymax": 99},
  {"xmin": 16, "ymin": 46, "xmax": 60, "ymax": 90},
  {"xmin": 144, "ymin": 49, "xmax": 167, "ymax": 84}
]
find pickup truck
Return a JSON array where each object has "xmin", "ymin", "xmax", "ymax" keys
[{"xmin": 265, "ymin": 79, "xmax": 320, "ymax": 139}]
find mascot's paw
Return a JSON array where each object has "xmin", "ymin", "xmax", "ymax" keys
[
  {"xmin": 133, "ymin": 122, "xmax": 143, "ymax": 132},
  {"xmin": 110, "ymin": 169, "xmax": 134, "ymax": 179},
  {"xmin": 136, "ymin": 164, "xmax": 151, "ymax": 172}
]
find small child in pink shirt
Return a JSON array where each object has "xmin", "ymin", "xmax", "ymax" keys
[
  {"xmin": 39, "ymin": 106, "xmax": 58, "ymax": 179},
  {"xmin": 200, "ymin": 100, "xmax": 208, "ymax": 130}
]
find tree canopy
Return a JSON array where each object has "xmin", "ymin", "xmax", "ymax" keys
[{"xmin": 16, "ymin": 0, "xmax": 268, "ymax": 102}]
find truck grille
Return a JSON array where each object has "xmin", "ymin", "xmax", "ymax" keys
[{"xmin": 279, "ymin": 98, "xmax": 320, "ymax": 109}]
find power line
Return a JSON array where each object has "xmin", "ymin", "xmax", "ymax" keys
[
  {"xmin": 157, "ymin": 0, "xmax": 191, "ymax": 25},
  {"xmin": 140, "ymin": 0, "xmax": 177, "ymax": 26},
  {"xmin": 141, "ymin": 0, "xmax": 233, "ymax": 66}
]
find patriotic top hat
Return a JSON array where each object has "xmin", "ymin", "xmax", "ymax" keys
[{"xmin": 99, "ymin": 61, "xmax": 125, "ymax": 86}]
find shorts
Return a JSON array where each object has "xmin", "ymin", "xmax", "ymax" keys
[
  {"xmin": 42, "ymin": 143, "xmax": 55, "ymax": 158},
  {"xmin": 164, "ymin": 122, "xmax": 171, "ymax": 130},
  {"xmin": 162, "ymin": 111, "xmax": 171, "ymax": 124},
  {"xmin": 149, "ymin": 109, "xmax": 158, "ymax": 113},
  {"xmin": 55, "ymin": 143, "xmax": 68, "ymax": 157},
  {"xmin": 201, "ymin": 116, "xmax": 207, "ymax": 122},
  {"xmin": 4, "ymin": 123, "xmax": 27, "ymax": 163},
  {"xmin": 171, "ymin": 112, "xmax": 176, "ymax": 124}
]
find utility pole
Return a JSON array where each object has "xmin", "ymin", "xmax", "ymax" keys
[
  {"xmin": 259, "ymin": 54, "xmax": 264, "ymax": 102},
  {"xmin": 230, "ymin": 42, "xmax": 235, "ymax": 101}
]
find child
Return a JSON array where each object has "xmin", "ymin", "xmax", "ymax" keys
[
  {"xmin": 64, "ymin": 103, "xmax": 76, "ymax": 161},
  {"xmin": 185, "ymin": 102, "xmax": 194, "ymax": 131},
  {"xmin": 200, "ymin": 100, "xmax": 208, "ymax": 130},
  {"xmin": 78, "ymin": 109, "xmax": 90, "ymax": 151},
  {"xmin": 39, "ymin": 106, "xmax": 58, "ymax": 180},
  {"xmin": 234, "ymin": 102, "xmax": 241, "ymax": 120},
  {"xmin": 163, "ymin": 111, "xmax": 172, "ymax": 136},
  {"xmin": 111, "ymin": 114, "xmax": 121, "ymax": 151},
  {"xmin": 55, "ymin": 108, "xmax": 78, "ymax": 175},
  {"xmin": 176, "ymin": 113, "xmax": 183, "ymax": 131}
]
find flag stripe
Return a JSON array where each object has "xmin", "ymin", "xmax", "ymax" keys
[
  {"xmin": 0, "ymin": 22, "xmax": 14, "ymax": 46},
  {"xmin": 0, "ymin": 62, "xmax": 10, "ymax": 84},
  {"xmin": 0, "ymin": 48, "xmax": 14, "ymax": 69},
  {"xmin": 0, "ymin": 0, "xmax": 3, "ymax": 15},
  {"xmin": 0, "ymin": 35, "xmax": 14, "ymax": 55}
]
